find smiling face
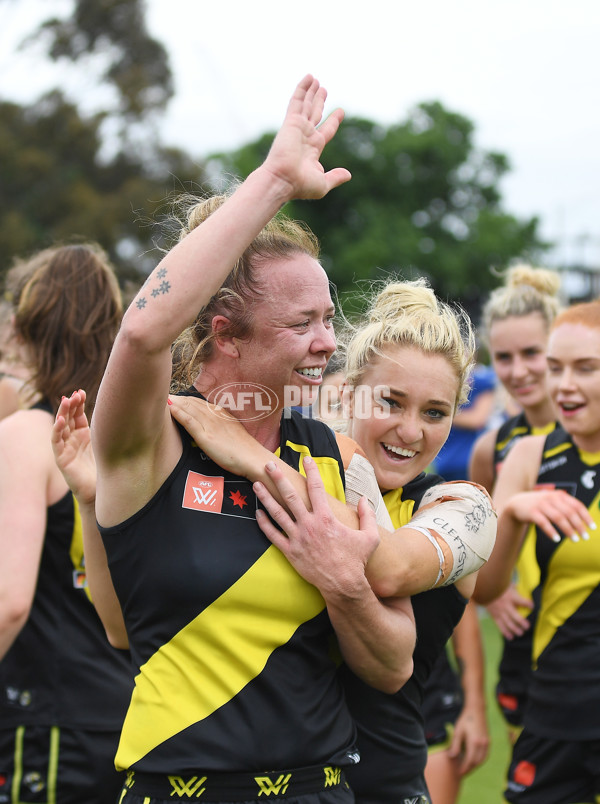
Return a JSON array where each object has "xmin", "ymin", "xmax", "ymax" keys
[
  {"xmin": 234, "ymin": 253, "xmax": 336, "ymax": 408},
  {"xmin": 547, "ymin": 321, "xmax": 600, "ymax": 453},
  {"xmin": 489, "ymin": 312, "xmax": 550, "ymax": 414},
  {"xmin": 348, "ymin": 344, "xmax": 459, "ymax": 491}
]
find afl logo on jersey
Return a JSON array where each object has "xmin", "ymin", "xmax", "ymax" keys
[
  {"xmin": 182, "ymin": 471, "xmax": 225, "ymax": 512},
  {"xmin": 581, "ymin": 470, "xmax": 596, "ymax": 489}
]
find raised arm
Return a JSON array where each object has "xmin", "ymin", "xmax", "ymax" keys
[
  {"xmin": 52, "ymin": 391, "xmax": 129, "ymax": 649},
  {"xmin": 91, "ymin": 76, "xmax": 351, "ymax": 522}
]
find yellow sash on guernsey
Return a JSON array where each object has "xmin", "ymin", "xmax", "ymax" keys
[
  {"xmin": 533, "ymin": 486, "xmax": 600, "ymax": 666},
  {"xmin": 115, "ymin": 445, "xmax": 346, "ymax": 770}
]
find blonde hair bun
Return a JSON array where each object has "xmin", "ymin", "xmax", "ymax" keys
[
  {"xmin": 505, "ymin": 263, "xmax": 561, "ymax": 297},
  {"xmin": 368, "ymin": 279, "xmax": 438, "ymax": 324}
]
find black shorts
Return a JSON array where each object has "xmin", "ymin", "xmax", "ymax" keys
[
  {"xmin": 117, "ymin": 766, "xmax": 354, "ymax": 804},
  {"xmin": 0, "ymin": 725, "xmax": 124, "ymax": 804},
  {"xmin": 423, "ymin": 694, "xmax": 462, "ymax": 751},
  {"xmin": 120, "ymin": 793, "xmax": 352, "ymax": 804},
  {"xmin": 496, "ymin": 687, "xmax": 527, "ymax": 730},
  {"xmin": 352, "ymin": 773, "xmax": 431, "ymax": 804},
  {"xmin": 505, "ymin": 729, "xmax": 600, "ymax": 804}
]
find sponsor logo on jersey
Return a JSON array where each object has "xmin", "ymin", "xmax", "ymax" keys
[
  {"xmin": 221, "ymin": 482, "xmax": 257, "ymax": 519},
  {"xmin": 229, "ymin": 489, "xmax": 248, "ymax": 509},
  {"xmin": 538, "ymin": 455, "xmax": 568, "ymax": 476},
  {"xmin": 581, "ymin": 469, "xmax": 597, "ymax": 489},
  {"xmin": 182, "ymin": 473, "xmax": 258, "ymax": 520}
]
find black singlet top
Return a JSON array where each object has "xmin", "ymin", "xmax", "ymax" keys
[
  {"xmin": 343, "ymin": 472, "xmax": 468, "ymax": 802},
  {"xmin": 494, "ymin": 413, "xmax": 556, "ymax": 704},
  {"xmin": 99, "ymin": 400, "xmax": 358, "ymax": 773},
  {"xmin": 0, "ymin": 401, "xmax": 133, "ymax": 731},
  {"xmin": 523, "ymin": 428, "xmax": 600, "ymax": 740}
]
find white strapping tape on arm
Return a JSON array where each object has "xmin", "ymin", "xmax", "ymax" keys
[
  {"xmin": 410, "ymin": 482, "xmax": 497, "ymax": 587},
  {"xmin": 344, "ymin": 452, "xmax": 394, "ymax": 530},
  {"xmin": 409, "ymin": 524, "xmax": 446, "ymax": 588}
]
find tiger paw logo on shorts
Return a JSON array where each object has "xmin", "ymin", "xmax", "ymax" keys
[{"xmin": 513, "ymin": 760, "xmax": 536, "ymax": 787}]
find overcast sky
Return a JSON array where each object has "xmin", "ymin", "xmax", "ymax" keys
[{"xmin": 2, "ymin": 0, "xmax": 600, "ymax": 270}]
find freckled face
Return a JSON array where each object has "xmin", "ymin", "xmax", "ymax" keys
[
  {"xmin": 349, "ymin": 345, "xmax": 459, "ymax": 491},
  {"xmin": 235, "ymin": 254, "xmax": 337, "ymax": 407}
]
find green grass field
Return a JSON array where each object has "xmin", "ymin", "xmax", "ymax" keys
[{"xmin": 458, "ymin": 612, "xmax": 511, "ymax": 804}]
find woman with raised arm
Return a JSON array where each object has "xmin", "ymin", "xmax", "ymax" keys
[
  {"xmin": 169, "ymin": 277, "xmax": 497, "ymax": 804},
  {"xmin": 0, "ymin": 244, "xmax": 131, "ymax": 804},
  {"xmin": 90, "ymin": 76, "xmax": 417, "ymax": 804},
  {"xmin": 475, "ymin": 298, "xmax": 600, "ymax": 803},
  {"xmin": 470, "ymin": 264, "xmax": 561, "ymax": 742}
]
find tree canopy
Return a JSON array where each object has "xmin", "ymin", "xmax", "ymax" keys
[
  {"xmin": 0, "ymin": 0, "xmax": 204, "ymax": 286},
  {"xmin": 0, "ymin": 0, "xmax": 548, "ymax": 314},
  {"xmin": 209, "ymin": 103, "xmax": 547, "ymax": 316},
  {"xmin": 27, "ymin": 0, "xmax": 173, "ymax": 121},
  {"xmin": 0, "ymin": 90, "xmax": 204, "ymax": 285}
]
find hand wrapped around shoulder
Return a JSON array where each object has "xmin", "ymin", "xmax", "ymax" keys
[
  {"xmin": 410, "ymin": 481, "xmax": 497, "ymax": 586},
  {"xmin": 168, "ymin": 395, "xmax": 258, "ymax": 478}
]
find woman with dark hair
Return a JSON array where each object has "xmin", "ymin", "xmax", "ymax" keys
[{"xmin": 0, "ymin": 243, "xmax": 132, "ymax": 804}]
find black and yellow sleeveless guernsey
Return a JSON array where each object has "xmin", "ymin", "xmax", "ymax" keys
[
  {"xmin": 343, "ymin": 472, "xmax": 468, "ymax": 804},
  {"xmin": 99, "ymin": 400, "xmax": 358, "ymax": 800},
  {"xmin": 493, "ymin": 413, "xmax": 556, "ymax": 733},
  {"xmin": 0, "ymin": 401, "xmax": 133, "ymax": 804},
  {"xmin": 505, "ymin": 428, "xmax": 600, "ymax": 802}
]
